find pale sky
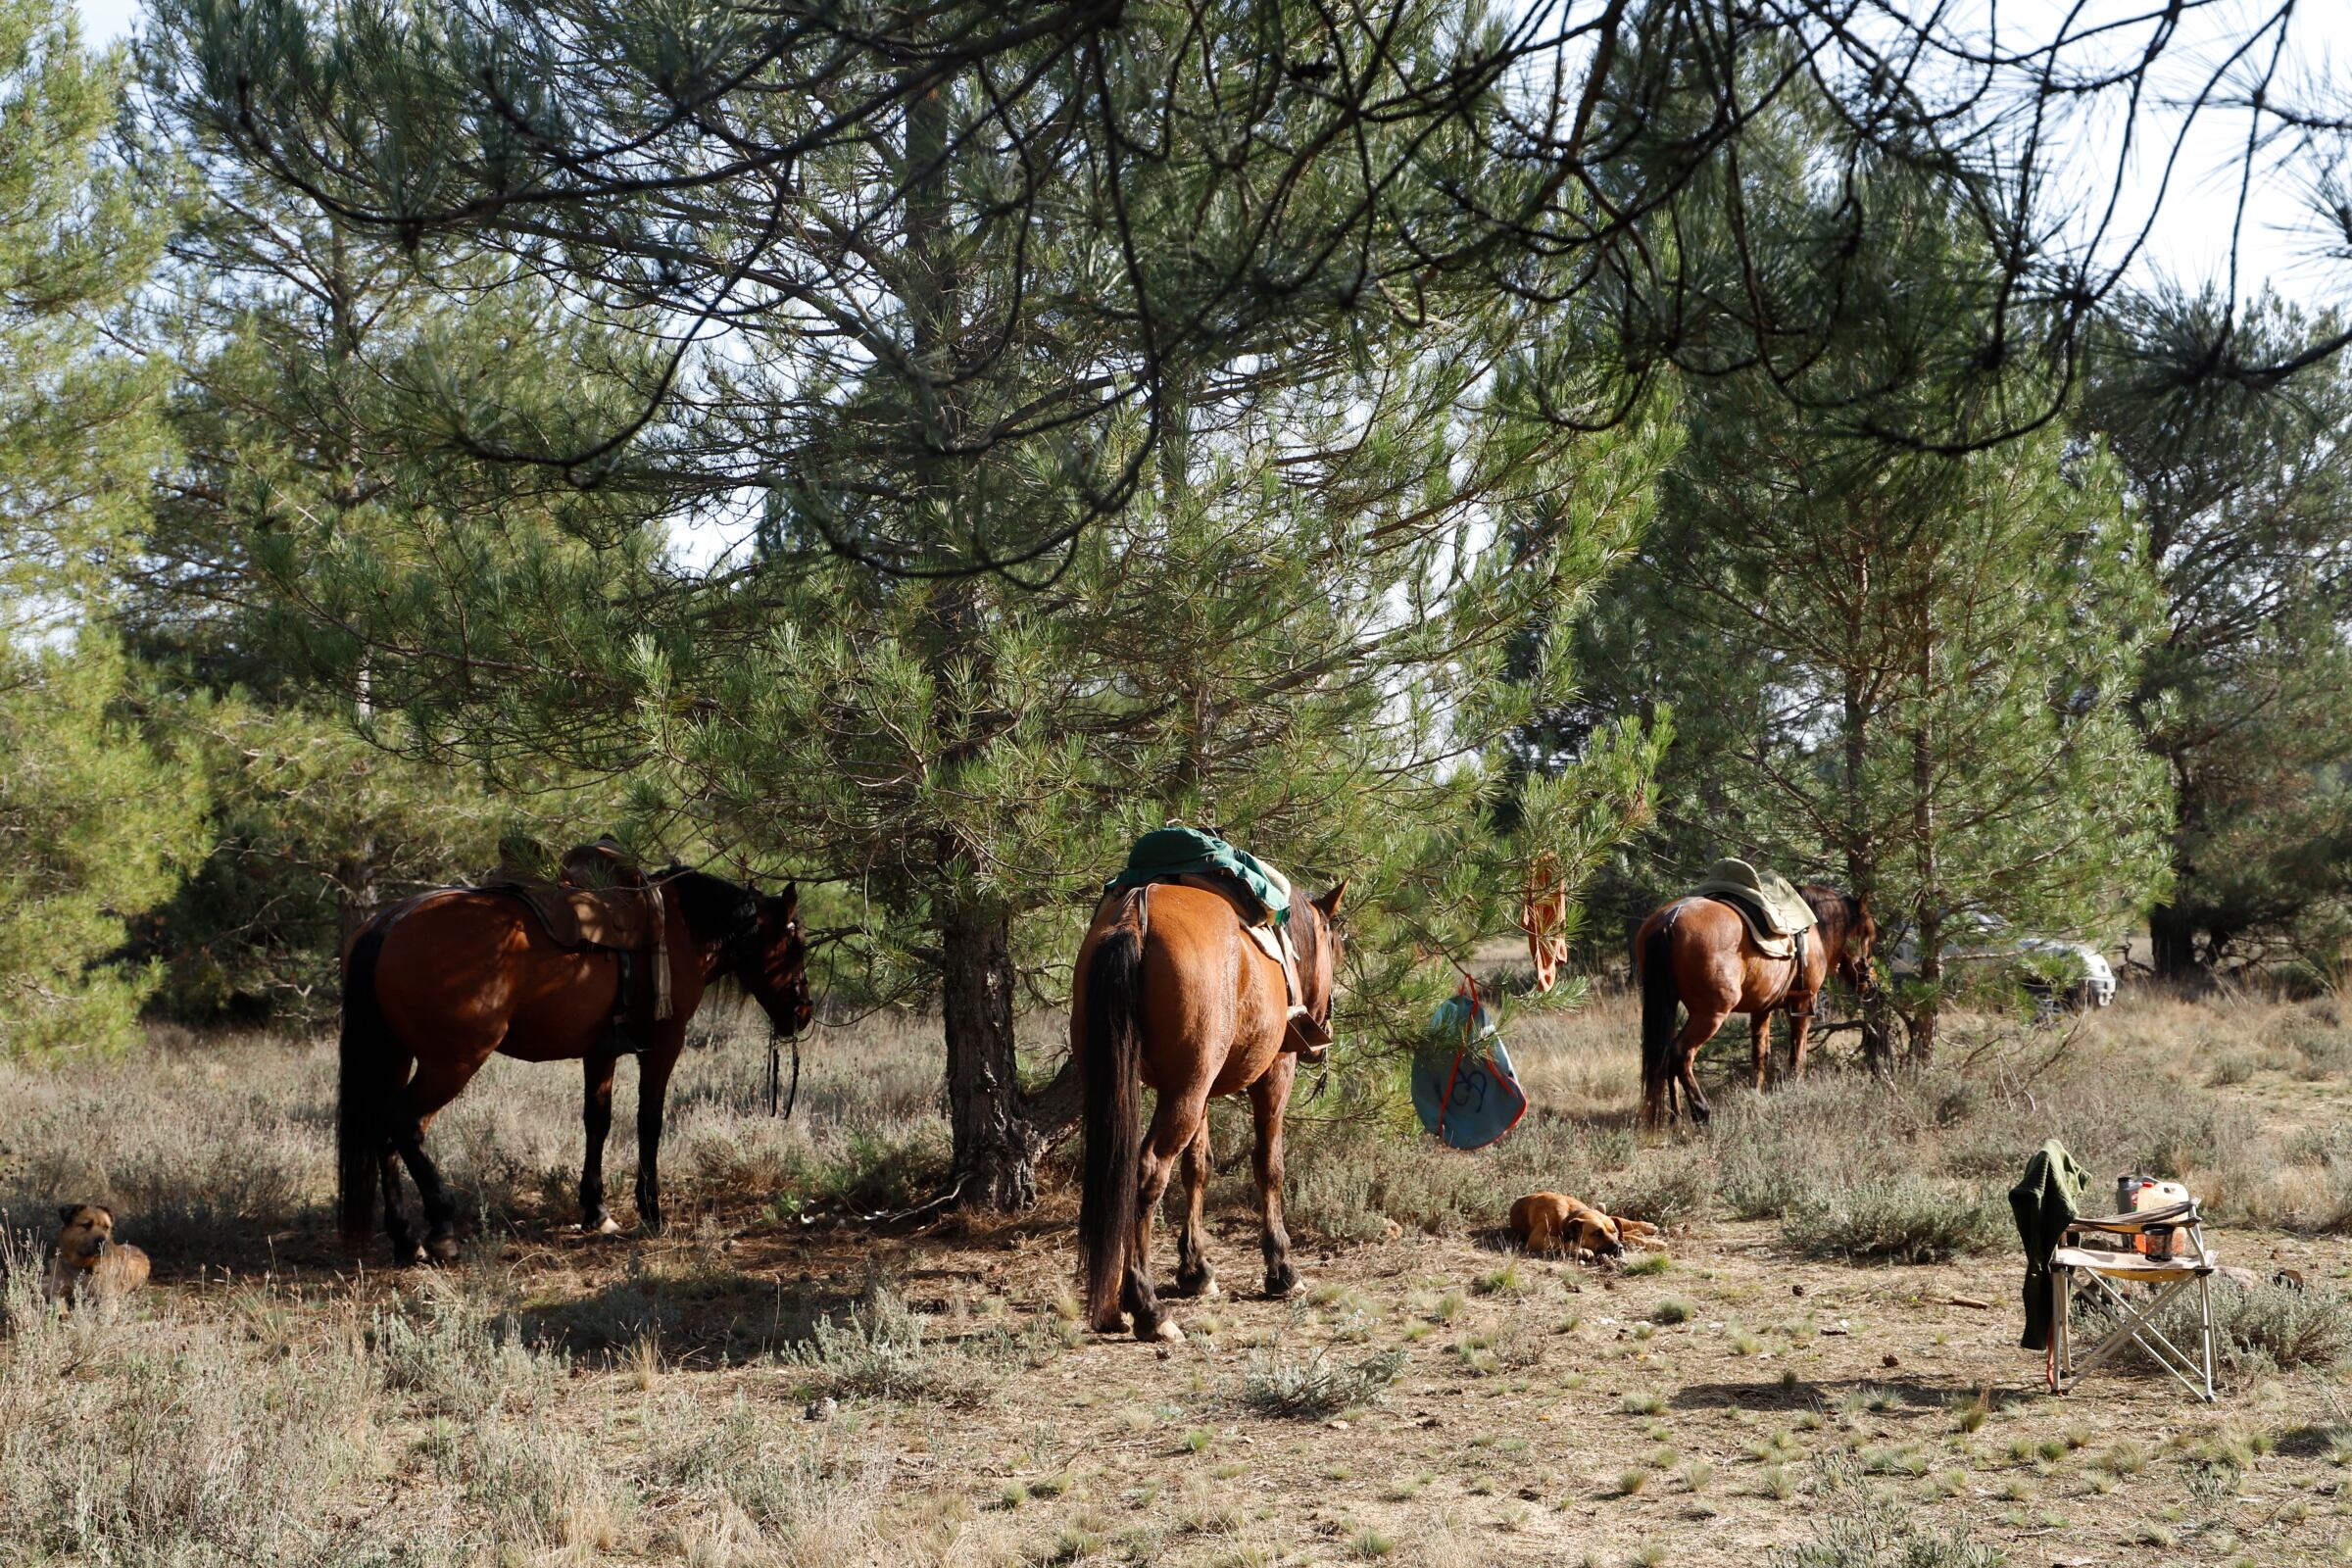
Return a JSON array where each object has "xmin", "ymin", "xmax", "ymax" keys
[{"xmin": 75, "ymin": 0, "xmax": 2347, "ymax": 309}]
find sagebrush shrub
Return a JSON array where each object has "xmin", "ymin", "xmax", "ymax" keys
[
  {"xmin": 1783, "ymin": 1177, "xmax": 2007, "ymax": 1263},
  {"xmin": 1240, "ymin": 1346, "xmax": 1405, "ymax": 1418}
]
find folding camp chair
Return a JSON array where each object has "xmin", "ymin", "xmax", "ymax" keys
[{"xmin": 2047, "ymin": 1200, "xmax": 2217, "ymax": 1402}]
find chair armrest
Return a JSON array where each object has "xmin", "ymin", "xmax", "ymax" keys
[{"xmin": 2066, "ymin": 1200, "xmax": 2199, "ymax": 1237}]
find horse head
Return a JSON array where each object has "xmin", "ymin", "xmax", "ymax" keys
[
  {"xmin": 1297, "ymin": 880, "xmax": 1348, "ymax": 1033},
  {"xmin": 1794, "ymin": 883, "xmax": 1877, "ymax": 997},
  {"xmin": 735, "ymin": 881, "xmax": 813, "ymax": 1035}
]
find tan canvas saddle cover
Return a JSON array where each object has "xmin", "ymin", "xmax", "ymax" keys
[{"xmin": 1690, "ymin": 858, "xmax": 1815, "ymax": 960}]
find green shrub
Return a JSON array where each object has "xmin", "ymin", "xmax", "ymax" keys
[
  {"xmin": 1240, "ymin": 1347, "xmax": 1406, "ymax": 1419},
  {"xmin": 1765, "ymin": 1456, "xmax": 2001, "ymax": 1567},
  {"xmin": 2087, "ymin": 1279, "xmax": 2352, "ymax": 1377},
  {"xmin": 1783, "ymin": 1178, "xmax": 2006, "ymax": 1263},
  {"xmin": 784, "ymin": 1278, "xmax": 979, "ymax": 1403}
]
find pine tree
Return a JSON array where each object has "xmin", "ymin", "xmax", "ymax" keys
[
  {"xmin": 1533, "ymin": 100, "xmax": 2175, "ymax": 1059},
  {"xmin": 2082, "ymin": 292, "xmax": 2352, "ymax": 979},
  {"xmin": 142, "ymin": 7, "xmax": 1681, "ymax": 1204},
  {"xmin": 0, "ymin": 0, "xmax": 208, "ymax": 1056}
]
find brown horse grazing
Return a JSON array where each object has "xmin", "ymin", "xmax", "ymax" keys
[
  {"xmin": 338, "ymin": 869, "xmax": 811, "ymax": 1263},
  {"xmin": 1076, "ymin": 879, "xmax": 1345, "ymax": 1343},
  {"xmin": 1636, "ymin": 884, "xmax": 1875, "ymax": 1129}
]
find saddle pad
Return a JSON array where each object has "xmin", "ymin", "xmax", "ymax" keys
[
  {"xmin": 1690, "ymin": 858, "xmax": 1816, "ymax": 937},
  {"xmin": 1412, "ymin": 992, "xmax": 1529, "ymax": 1151},
  {"xmin": 1697, "ymin": 896, "xmax": 1798, "ymax": 960}
]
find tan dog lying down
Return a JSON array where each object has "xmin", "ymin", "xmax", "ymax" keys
[
  {"xmin": 45, "ymin": 1203, "xmax": 150, "ymax": 1309},
  {"xmin": 1509, "ymin": 1193, "xmax": 1664, "ymax": 1260}
]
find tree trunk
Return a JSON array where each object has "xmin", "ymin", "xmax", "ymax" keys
[
  {"xmin": 1839, "ymin": 574, "xmax": 1894, "ymax": 1074},
  {"xmin": 2148, "ymin": 902, "xmax": 2201, "ymax": 982},
  {"xmin": 940, "ymin": 904, "xmax": 1039, "ymax": 1211},
  {"xmin": 1906, "ymin": 621, "xmax": 1939, "ymax": 1068}
]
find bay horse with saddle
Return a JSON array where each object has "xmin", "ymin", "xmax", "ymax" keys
[
  {"xmin": 1075, "ymin": 829, "xmax": 1345, "ymax": 1343},
  {"xmin": 338, "ymin": 847, "xmax": 810, "ymax": 1263},
  {"xmin": 1636, "ymin": 860, "xmax": 1875, "ymax": 1128}
]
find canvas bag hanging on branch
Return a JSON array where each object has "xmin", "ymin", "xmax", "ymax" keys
[{"xmin": 1412, "ymin": 980, "xmax": 1529, "ymax": 1151}]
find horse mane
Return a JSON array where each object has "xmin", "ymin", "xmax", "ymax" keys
[
  {"xmin": 1795, "ymin": 883, "xmax": 1860, "ymax": 952},
  {"xmin": 658, "ymin": 866, "xmax": 760, "ymax": 944},
  {"xmin": 1291, "ymin": 891, "xmax": 1323, "ymax": 980}
]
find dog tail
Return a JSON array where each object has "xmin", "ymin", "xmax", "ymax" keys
[
  {"xmin": 1078, "ymin": 888, "xmax": 1149, "ymax": 1333},
  {"xmin": 1639, "ymin": 910, "xmax": 1681, "ymax": 1131},
  {"xmin": 337, "ymin": 922, "xmax": 396, "ymax": 1250}
]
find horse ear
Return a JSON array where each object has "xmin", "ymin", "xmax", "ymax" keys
[
  {"xmin": 779, "ymin": 881, "xmax": 799, "ymax": 912},
  {"xmin": 1312, "ymin": 879, "xmax": 1347, "ymax": 918}
]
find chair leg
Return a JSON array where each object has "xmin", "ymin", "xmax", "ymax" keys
[
  {"xmin": 2197, "ymin": 1273, "xmax": 2215, "ymax": 1402},
  {"xmin": 2051, "ymin": 1265, "xmax": 2070, "ymax": 1393}
]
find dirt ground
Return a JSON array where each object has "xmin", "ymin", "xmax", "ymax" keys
[
  {"xmin": 466, "ymin": 1191, "xmax": 2347, "ymax": 1566},
  {"xmin": 9, "ymin": 993, "xmax": 2352, "ymax": 1566}
]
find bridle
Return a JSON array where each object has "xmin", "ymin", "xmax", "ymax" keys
[{"xmin": 710, "ymin": 881, "xmax": 810, "ymax": 1119}]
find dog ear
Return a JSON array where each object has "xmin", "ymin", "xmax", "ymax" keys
[
  {"xmin": 58, "ymin": 1204, "xmax": 77, "ymax": 1226},
  {"xmin": 96, "ymin": 1205, "xmax": 114, "ymax": 1224}
]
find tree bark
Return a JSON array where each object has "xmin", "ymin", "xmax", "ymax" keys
[
  {"xmin": 940, "ymin": 904, "xmax": 1039, "ymax": 1210},
  {"xmin": 2148, "ymin": 902, "xmax": 2201, "ymax": 982}
]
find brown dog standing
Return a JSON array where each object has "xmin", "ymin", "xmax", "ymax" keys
[
  {"xmin": 1509, "ymin": 1192, "xmax": 1664, "ymax": 1260},
  {"xmin": 44, "ymin": 1203, "xmax": 150, "ymax": 1309}
]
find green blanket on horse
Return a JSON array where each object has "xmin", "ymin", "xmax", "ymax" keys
[{"xmin": 1105, "ymin": 827, "xmax": 1292, "ymax": 925}]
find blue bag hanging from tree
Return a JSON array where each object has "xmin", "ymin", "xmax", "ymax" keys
[{"xmin": 1411, "ymin": 978, "xmax": 1529, "ymax": 1150}]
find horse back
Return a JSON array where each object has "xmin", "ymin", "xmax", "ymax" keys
[
  {"xmin": 1074, "ymin": 883, "xmax": 1288, "ymax": 1100},
  {"xmin": 1641, "ymin": 897, "xmax": 1794, "ymax": 1012},
  {"xmin": 367, "ymin": 888, "xmax": 637, "ymax": 1058}
]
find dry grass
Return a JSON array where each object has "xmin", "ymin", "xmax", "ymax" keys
[{"xmin": 2, "ymin": 987, "xmax": 2352, "ymax": 1563}]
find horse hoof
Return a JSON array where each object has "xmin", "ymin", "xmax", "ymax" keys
[
  {"xmin": 582, "ymin": 1214, "xmax": 622, "ymax": 1237},
  {"xmin": 389, "ymin": 1243, "xmax": 425, "ymax": 1268},
  {"xmin": 1265, "ymin": 1271, "xmax": 1303, "ymax": 1300},
  {"xmin": 425, "ymin": 1235, "xmax": 462, "ymax": 1263},
  {"xmin": 1139, "ymin": 1317, "xmax": 1185, "ymax": 1345}
]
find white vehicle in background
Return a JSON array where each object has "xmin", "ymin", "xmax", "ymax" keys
[{"xmin": 1889, "ymin": 913, "xmax": 2120, "ymax": 1011}]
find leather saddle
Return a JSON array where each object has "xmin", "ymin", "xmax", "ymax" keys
[
  {"xmin": 482, "ymin": 838, "xmax": 675, "ymax": 1037},
  {"xmin": 481, "ymin": 879, "xmax": 658, "ymax": 953}
]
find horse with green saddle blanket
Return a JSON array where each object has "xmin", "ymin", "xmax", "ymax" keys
[
  {"xmin": 1634, "ymin": 858, "xmax": 1878, "ymax": 1128},
  {"xmin": 1078, "ymin": 828, "xmax": 1347, "ymax": 1342}
]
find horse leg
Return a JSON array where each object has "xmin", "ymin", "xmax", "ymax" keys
[
  {"xmin": 580, "ymin": 1052, "xmax": 622, "ymax": 1235},
  {"xmin": 1250, "ymin": 1062, "xmax": 1301, "ymax": 1298},
  {"xmin": 393, "ymin": 1057, "xmax": 482, "ymax": 1262},
  {"xmin": 367, "ymin": 1045, "xmax": 423, "ymax": 1265},
  {"xmin": 634, "ymin": 1034, "xmax": 685, "ymax": 1236},
  {"xmin": 1171, "ymin": 1119, "xmax": 1218, "ymax": 1299},
  {"xmin": 1124, "ymin": 1094, "xmax": 1200, "ymax": 1343},
  {"xmin": 378, "ymin": 1142, "xmax": 421, "ymax": 1266},
  {"xmin": 1788, "ymin": 1004, "xmax": 1817, "ymax": 1082},
  {"xmin": 1676, "ymin": 1006, "xmax": 1732, "ymax": 1126},
  {"xmin": 1751, "ymin": 1011, "xmax": 1772, "ymax": 1092}
]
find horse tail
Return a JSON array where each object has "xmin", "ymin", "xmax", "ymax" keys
[
  {"xmin": 1640, "ymin": 910, "xmax": 1681, "ymax": 1130},
  {"xmin": 338, "ymin": 923, "xmax": 394, "ymax": 1250},
  {"xmin": 1079, "ymin": 888, "xmax": 1150, "ymax": 1332}
]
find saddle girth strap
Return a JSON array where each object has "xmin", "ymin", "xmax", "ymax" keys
[{"xmin": 1783, "ymin": 928, "xmax": 1814, "ymax": 1016}]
